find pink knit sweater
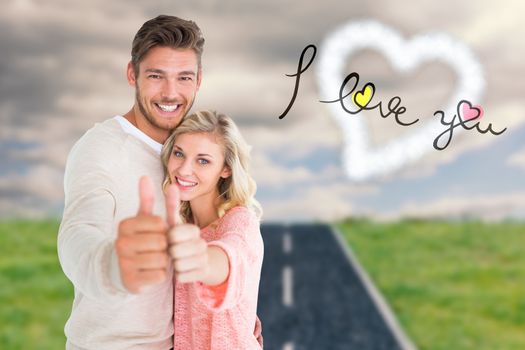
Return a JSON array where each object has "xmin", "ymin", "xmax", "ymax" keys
[{"xmin": 173, "ymin": 206, "xmax": 264, "ymax": 349}]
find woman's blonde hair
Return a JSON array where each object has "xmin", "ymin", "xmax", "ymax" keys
[{"xmin": 161, "ymin": 110, "xmax": 262, "ymax": 222}]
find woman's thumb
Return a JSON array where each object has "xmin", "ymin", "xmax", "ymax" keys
[{"xmin": 165, "ymin": 184, "xmax": 182, "ymax": 226}]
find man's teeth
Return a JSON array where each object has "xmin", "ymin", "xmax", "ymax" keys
[
  {"xmin": 177, "ymin": 178, "xmax": 197, "ymax": 187},
  {"xmin": 157, "ymin": 103, "xmax": 179, "ymax": 112}
]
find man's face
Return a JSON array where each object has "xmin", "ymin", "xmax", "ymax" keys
[{"xmin": 127, "ymin": 46, "xmax": 201, "ymax": 141}]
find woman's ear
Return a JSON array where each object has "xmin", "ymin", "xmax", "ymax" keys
[{"xmin": 220, "ymin": 166, "xmax": 232, "ymax": 179}]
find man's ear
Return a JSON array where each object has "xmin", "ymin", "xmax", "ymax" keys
[
  {"xmin": 196, "ymin": 68, "xmax": 202, "ymax": 91},
  {"xmin": 127, "ymin": 61, "xmax": 137, "ymax": 86},
  {"xmin": 220, "ymin": 165, "xmax": 231, "ymax": 179}
]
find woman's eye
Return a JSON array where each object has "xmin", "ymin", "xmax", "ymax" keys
[
  {"xmin": 174, "ymin": 151, "xmax": 183, "ymax": 157},
  {"xmin": 198, "ymin": 159, "xmax": 209, "ymax": 165}
]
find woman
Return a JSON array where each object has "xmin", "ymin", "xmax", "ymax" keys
[{"xmin": 160, "ymin": 110, "xmax": 264, "ymax": 349}]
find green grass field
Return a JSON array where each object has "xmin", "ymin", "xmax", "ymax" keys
[
  {"xmin": 0, "ymin": 220, "xmax": 72, "ymax": 350},
  {"xmin": 338, "ymin": 219, "xmax": 525, "ymax": 350},
  {"xmin": 1, "ymin": 219, "xmax": 524, "ymax": 349}
]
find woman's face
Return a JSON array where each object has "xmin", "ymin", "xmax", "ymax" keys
[{"xmin": 167, "ymin": 132, "xmax": 231, "ymax": 203}]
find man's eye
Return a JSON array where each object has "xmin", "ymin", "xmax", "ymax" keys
[
  {"xmin": 198, "ymin": 159, "xmax": 209, "ymax": 165},
  {"xmin": 149, "ymin": 74, "xmax": 161, "ymax": 79},
  {"xmin": 180, "ymin": 76, "xmax": 193, "ymax": 81}
]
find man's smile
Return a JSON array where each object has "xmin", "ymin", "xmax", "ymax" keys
[{"xmin": 155, "ymin": 103, "xmax": 181, "ymax": 113}]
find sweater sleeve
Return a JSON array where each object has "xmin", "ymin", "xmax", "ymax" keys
[
  {"xmin": 57, "ymin": 136, "xmax": 132, "ymax": 302},
  {"xmin": 193, "ymin": 207, "xmax": 263, "ymax": 311}
]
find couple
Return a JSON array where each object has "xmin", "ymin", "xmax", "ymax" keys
[{"xmin": 58, "ymin": 15, "xmax": 264, "ymax": 350}]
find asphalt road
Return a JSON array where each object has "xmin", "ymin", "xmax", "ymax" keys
[{"xmin": 257, "ymin": 223, "xmax": 406, "ymax": 350}]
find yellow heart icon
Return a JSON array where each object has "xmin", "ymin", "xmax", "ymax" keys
[{"xmin": 353, "ymin": 84, "xmax": 374, "ymax": 107}]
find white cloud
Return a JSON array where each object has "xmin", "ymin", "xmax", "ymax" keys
[
  {"xmin": 196, "ymin": 63, "xmax": 297, "ymax": 121},
  {"xmin": 1, "ymin": 0, "xmax": 524, "ymax": 220},
  {"xmin": 379, "ymin": 192, "xmax": 525, "ymax": 221},
  {"xmin": 0, "ymin": 198, "xmax": 53, "ymax": 219},
  {"xmin": 2, "ymin": 0, "xmax": 145, "ymax": 39},
  {"xmin": 251, "ymin": 151, "xmax": 315, "ymax": 187},
  {"xmin": 240, "ymin": 106, "xmax": 342, "ymax": 164},
  {"xmin": 460, "ymin": 1, "xmax": 525, "ymax": 46},
  {"xmin": 254, "ymin": 156, "xmax": 344, "ymax": 188},
  {"xmin": 8, "ymin": 142, "xmax": 70, "ymax": 170},
  {"xmin": 261, "ymin": 182, "xmax": 379, "ymax": 221},
  {"xmin": 0, "ymin": 164, "xmax": 64, "ymax": 203},
  {"xmin": 397, "ymin": 102, "xmax": 525, "ymax": 180},
  {"xmin": 507, "ymin": 147, "xmax": 525, "ymax": 170}
]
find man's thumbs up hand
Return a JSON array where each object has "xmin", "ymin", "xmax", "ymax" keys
[{"xmin": 116, "ymin": 176, "xmax": 169, "ymax": 294}]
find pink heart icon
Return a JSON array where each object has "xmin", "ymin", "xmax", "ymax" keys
[{"xmin": 460, "ymin": 101, "xmax": 484, "ymax": 121}]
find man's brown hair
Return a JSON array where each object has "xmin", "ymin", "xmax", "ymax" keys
[{"xmin": 131, "ymin": 15, "xmax": 205, "ymax": 76}]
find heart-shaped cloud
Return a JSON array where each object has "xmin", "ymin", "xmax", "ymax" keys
[{"xmin": 316, "ymin": 20, "xmax": 485, "ymax": 181}]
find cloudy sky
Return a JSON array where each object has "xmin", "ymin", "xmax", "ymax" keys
[{"xmin": 1, "ymin": 0, "xmax": 524, "ymax": 221}]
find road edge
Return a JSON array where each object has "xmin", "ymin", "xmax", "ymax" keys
[{"xmin": 330, "ymin": 225, "xmax": 419, "ymax": 350}]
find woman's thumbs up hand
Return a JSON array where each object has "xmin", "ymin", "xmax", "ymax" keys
[{"xmin": 166, "ymin": 184, "xmax": 211, "ymax": 284}]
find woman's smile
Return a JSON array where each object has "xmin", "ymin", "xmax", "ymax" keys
[{"xmin": 174, "ymin": 176, "xmax": 198, "ymax": 190}]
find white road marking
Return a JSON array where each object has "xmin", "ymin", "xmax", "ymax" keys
[
  {"xmin": 283, "ymin": 266, "xmax": 293, "ymax": 307},
  {"xmin": 283, "ymin": 342, "xmax": 294, "ymax": 350},
  {"xmin": 283, "ymin": 231, "xmax": 294, "ymax": 347},
  {"xmin": 283, "ymin": 232, "xmax": 292, "ymax": 254}
]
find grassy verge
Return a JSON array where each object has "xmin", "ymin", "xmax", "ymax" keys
[
  {"xmin": 337, "ymin": 219, "xmax": 525, "ymax": 350},
  {"xmin": 0, "ymin": 220, "xmax": 72, "ymax": 350},
  {"xmin": 2, "ymin": 219, "xmax": 524, "ymax": 349}
]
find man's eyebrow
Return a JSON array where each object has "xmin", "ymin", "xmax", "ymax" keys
[
  {"xmin": 179, "ymin": 70, "xmax": 197, "ymax": 76},
  {"xmin": 145, "ymin": 68, "xmax": 166, "ymax": 74},
  {"xmin": 144, "ymin": 69, "xmax": 196, "ymax": 76}
]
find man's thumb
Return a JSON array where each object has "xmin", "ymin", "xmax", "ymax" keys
[{"xmin": 137, "ymin": 176, "xmax": 155, "ymax": 215}]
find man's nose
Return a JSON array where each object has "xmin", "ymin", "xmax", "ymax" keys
[{"xmin": 162, "ymin": 79, "xmax": 181, "ymax": 101}]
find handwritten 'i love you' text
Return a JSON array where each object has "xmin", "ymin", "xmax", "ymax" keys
[{"xmin": 278, "ymin": 44, "xmax": 507, "ymax": 151}]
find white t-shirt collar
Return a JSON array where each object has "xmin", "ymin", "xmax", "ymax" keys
[{"xmin": 114, "ymin": 115, "xmax": 163, "ymax": 155}]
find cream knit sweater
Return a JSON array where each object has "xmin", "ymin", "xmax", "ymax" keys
[{"xmin": 58, "ymin": 117, "xmax": 173, "ymax": 350}]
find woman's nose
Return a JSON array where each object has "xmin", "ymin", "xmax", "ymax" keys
[{"xmin": 177, "ymin": 158, "xmax": 193, "ymax": 176}]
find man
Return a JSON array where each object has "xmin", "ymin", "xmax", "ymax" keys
[
  {"xmin": 59, "ymin": 15, "xmax": 264, "ymax": 350},
  {"xmin": 59, "ymin": 14, "xmax": 262, "ymax": 350}
]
